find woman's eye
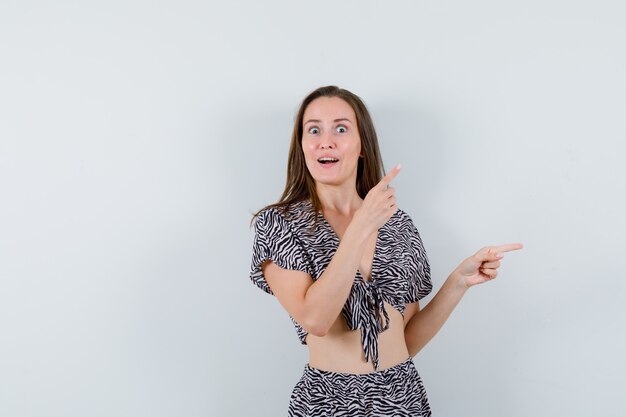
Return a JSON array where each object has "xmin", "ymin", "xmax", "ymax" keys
[
  {"xmin": 308, "ymin": 127, "xmax": 320, "ymax": 134},
  {"xmin": 336, "ymin": 125, "xmax": 347, "ymax": 133}
]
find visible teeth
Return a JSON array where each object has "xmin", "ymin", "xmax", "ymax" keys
[{"xmin": 318, "ymin": 158, "xmax": 338, "ymax": 163}]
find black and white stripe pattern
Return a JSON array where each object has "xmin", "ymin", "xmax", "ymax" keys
[
  {"xmin": 288, "ymin": 356, "xmax": 431, "ymax": 416},
  {"xmin": 251, "ymin": 199, "xmax": 432, "ymax": 370}
]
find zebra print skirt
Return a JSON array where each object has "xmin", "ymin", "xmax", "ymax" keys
[{"xmin": 287, "ymin": 357, "xmax": 431, "ymax": 416}]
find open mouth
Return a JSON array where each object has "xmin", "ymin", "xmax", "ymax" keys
[{"xmin": 317, "ymin": 157, "xmax": 339, "ymax": 165}]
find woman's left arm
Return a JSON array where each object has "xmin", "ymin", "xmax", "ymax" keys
[{"xmin": 404, "ymin": 243, "xmax": 523, "ymax": 357}]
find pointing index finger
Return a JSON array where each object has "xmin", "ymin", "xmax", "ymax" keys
[
  {"xmin": 380, "ymin": 164, "xmax": 402, "ymax": 188},
  {"xmin": 493, "ymin": 243, "xmax": 524, "ymax": 255}
]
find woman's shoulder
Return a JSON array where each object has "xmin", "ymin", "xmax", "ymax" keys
[
  {"xmin": 254, "ymin": 199, "xmax": 316, "ymax": 231},
  {"xmin": 389, "ymin": 207, "xmax": 417, "ymax": 229},
  {"xmin": 387, "ymin": 208, "xmax": 427, "ymax": 244}
]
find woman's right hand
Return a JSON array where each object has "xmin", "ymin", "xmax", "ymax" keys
[{"xmin": 352, "ymin": 164, "xmax": 402, "ymax": 235}]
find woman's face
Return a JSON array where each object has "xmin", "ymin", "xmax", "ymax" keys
[{"xmin": 301, "ymin": 96, "xmax": 362, "ymax": 189}]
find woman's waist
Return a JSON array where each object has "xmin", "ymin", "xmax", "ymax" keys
[{"xmin": 305, "ymin": 327, "xmax": 409, "ymax": 374}]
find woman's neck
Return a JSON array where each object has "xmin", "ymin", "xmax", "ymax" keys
[{"xmin": 315, "ymin": 183, "xmax": 362, "ymax": 216}]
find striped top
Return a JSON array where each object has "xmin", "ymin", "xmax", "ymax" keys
[{"xmin": 250, "ymin": 199, "xmax": 432, "ymax": 370}]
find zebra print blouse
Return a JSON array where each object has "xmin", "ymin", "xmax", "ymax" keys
[{"xmin": 250, "ymin": 199, "xmax": 432, "ymax": 370}]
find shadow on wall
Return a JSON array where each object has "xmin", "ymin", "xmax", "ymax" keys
[{"xmin": 370, "ymin": 99, "xmax": 462, "ymax": 256}]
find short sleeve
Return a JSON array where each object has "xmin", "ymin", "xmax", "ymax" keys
[
  {"xmin": 250, "ymin": 208, "xmax": 312, "ymax": 295},
  {"xmin": 403, "ymin": 217, "xmax": 433, "ymax": 303}
]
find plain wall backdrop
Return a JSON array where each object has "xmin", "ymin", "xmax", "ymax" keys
[{"xmin": 1, "ymin": 1, "xmax": 625, "ymax": 416}]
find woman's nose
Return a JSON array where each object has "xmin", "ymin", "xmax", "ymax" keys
[{"xmin": 319, "ymin": 131, "xmax": 335, "ymax": 149}]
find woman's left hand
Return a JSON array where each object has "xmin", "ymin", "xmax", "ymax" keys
[{"xmin": 454, "ymin": 243, "xmax": 523, "ymax": 288}]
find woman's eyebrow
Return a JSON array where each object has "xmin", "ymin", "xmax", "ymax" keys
[{"xmin": 304, "ymin": 118, "xmax": 353, "ymax": 125}]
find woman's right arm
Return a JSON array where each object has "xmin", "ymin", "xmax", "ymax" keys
[{"xmin": 262, "ymin": 166, "xmax": 402, "ymax": 337}]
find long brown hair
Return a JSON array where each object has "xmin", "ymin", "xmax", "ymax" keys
[{"xmin": 255, "ymin": 85, "xmax": 385, "ymax": 218}]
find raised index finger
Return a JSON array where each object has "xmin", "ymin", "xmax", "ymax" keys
[
  {"xmin": 379, "ymin": 164, "xmax": 402, "ymax": 188},
  {"xmin": 493, "ymin": 243, "xmax": 524, "ymax": 254}
]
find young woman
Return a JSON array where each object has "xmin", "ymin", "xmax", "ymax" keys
[{"xmin": 250, "ymin": 86, "xmax": 522, "ymax": 416}]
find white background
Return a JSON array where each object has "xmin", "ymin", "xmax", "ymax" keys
[{"xmin": 1, "ymin": 1, "xmax": 625, "ymax": 416}]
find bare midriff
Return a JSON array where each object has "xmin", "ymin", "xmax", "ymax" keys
[{"xmin": 305, "ymin": 301, "xmax": 411, "ymax": 374}]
